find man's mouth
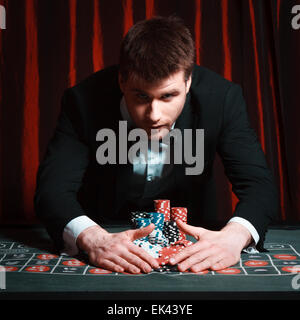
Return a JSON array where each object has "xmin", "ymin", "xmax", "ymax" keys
[{"xmin": 148, "ymin": 124, "xmax": 169, "ymax": 130}]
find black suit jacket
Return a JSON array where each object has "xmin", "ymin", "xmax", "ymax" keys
[{"xmin": 34, "ymin": 65, "xmax": 279, "ymax": 251}]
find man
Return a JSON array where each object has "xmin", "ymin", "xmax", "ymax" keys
[{"xmin": 34, "ymin": 16, "xmax": 278, "ymax": 274}]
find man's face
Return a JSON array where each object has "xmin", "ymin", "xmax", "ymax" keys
[{"xmin": 119, "ymin": 70, "xmax": 192, "ymax": 140}]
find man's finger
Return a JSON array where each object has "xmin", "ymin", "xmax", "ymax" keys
[
  {"xmin": 190, "ymin": 259, "xmax": 213, "ymax": 273},
  {"xmin": 97, "ymin": 259, "xmax": 124, "ymax": 273},
  {"xmin": 119, "ymin": 250, "xmax": 153, "ymax": 273},
  {"xmin": 169, "ymin": 240, "xmax": 212, "ymax": 266},
  {"xmin": 176, "ymin": 219, "xmax": 206, "ymax": 240},
  {"xmin": 126, "ymin": 223, "xmax": 156, "ymax": 241},
  {"xmin": 128, "ymin": 242, "xmax": 160, "ymax": 269},
  {"xmin": 190, "ymin": 251, "xmax": 225, "ymax": 273},
  {"xmin": 109, "ymin": 255, "xmax": 141, "ymax": 274},
  {"xmin": 211, "ymin": 256, "xmax": 236, "ymax": 271}
]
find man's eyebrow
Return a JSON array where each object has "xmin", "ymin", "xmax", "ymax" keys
[
  {"xmin": 131, "ymin": 89, "xmax": 148, "ymax": 94},
  {"xmin": 160, "ymin": 89, "xmax": 180, "ymax": 95},
  {"xmin": 131, "ymin": 88, "xmax": 180, "ymax": 95}
]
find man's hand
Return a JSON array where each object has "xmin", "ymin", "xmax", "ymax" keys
[
  {"xmin": 76, "ymin": 224, "xmax": 160, "ymax": 274},
  {"xmin": 169, "ymin": 220, "xmax": 253, "ymax": 273}
]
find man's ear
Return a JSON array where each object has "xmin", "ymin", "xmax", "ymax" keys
[
  {"xmin": 185, "ymin": 75, "xmax": 192, "ymax": 93},
  {"xmin": 118, "ymin": 73, "xmax": 126, "ymax": 93}
]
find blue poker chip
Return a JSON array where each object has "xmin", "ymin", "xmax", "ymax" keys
[
  {"xmin": 135, "ymin": 217, "xmax": 151, "ymax": 228},
  {"xmin": 148, "ymin": 212, "xmax": 165, "ymax": 226}
]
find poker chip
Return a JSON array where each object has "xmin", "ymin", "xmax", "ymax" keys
[
  {"xmin": 147, "ymin": 212, "xmax": 169, "ymax": 246},
  {"xmin": 171, "ymin": 207, "xmax": 187, "ymax": 223},
  {"xmin": 133, "ymin": 239, "xmax": 145, "ymax": 247},
  {"xmin": 131, "ymin": 200, "xmax": 190, "ymax": 267},
  {"xmin": 148, "ymin": 212, "xmax": 165, "ymax": 229},
  {"xmin": 163, "ymin": 221, "xmax": 180, "ymax": 244},
  {"xmin": 172, "ymin": 239, "xmax": 194, "ymax": 247},
  {"xmin": 171, "ymin": 207, "xmax": 187, "ymax": 241},
  {"xmin": 130, "ymin": 211, "xmax": 149, "ymax": 228},
  {"xmin": 154, "ymin": 199, "xmax": 170, "ymax": 221},
  {"xmin": 156, "ymin": 244, "xmax": 186, "ymax": 265},
  {"xmin": 133, "ymin": 240, "xmax": 163, "ymax": 258},
  {"xmin": 134, "ymin": 217, "xmax": 152, "ymax": 241},
  {"xmin": 148, "ymin": 229, "xmax": 169, "ymax": 246},
  {"xmin": 153, "ymin": 264, "xmax": 179, "ymax": 273}
]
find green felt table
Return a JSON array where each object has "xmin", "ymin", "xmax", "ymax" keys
[{"xmin": 0, "ymin": 225, "xmax": 300, "ymax": 300}]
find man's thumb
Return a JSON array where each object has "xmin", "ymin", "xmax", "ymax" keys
[
  {"xmin": 128, "ymin": 223, "xmax": 156, "ymax": 241},
  {"xmin": 176, "ymin": 219, "xmax": 205, "ymax": 240}
]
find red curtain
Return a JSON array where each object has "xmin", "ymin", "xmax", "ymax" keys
[{"xmin": 0, "ymin": 0, "xmax": 299, "ymax": 225}]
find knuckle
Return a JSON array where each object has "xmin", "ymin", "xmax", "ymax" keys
[
  {"xmin": 131, "ymin": 257, "xmax": 148, "ymax": 270},
  {"xmin": 201, "ymin": 240, "xmax": 211, "ymax": 248},
  {"xmin": 94, "ymin": 257, "xmax": 105, "ymax": 267},
  {"xmin": 215, "ymin": 262, "xmax": 224, "ymax": 270},
  {"xmin": 110, "ymin": 243, "xmax": 124, "ymax": 253},
  {"xmin": 122, "ymin": 230, "xmax": 130, "ymax": 238},
  {"xmin": 205, "ymin": 259, "xmax": 212, "ymax": 266}
]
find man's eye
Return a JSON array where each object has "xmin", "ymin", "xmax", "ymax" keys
[
  {"xmin": 136, "ymin": 93, "xmax": 149, "ymax": 100},
  {"xmin": 161, "ymin": 94, "xmax": 173, "ymax": 100}
]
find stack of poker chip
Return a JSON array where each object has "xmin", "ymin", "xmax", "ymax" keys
[
  {"xmin": 131, "ymin": 211, "xmax": 167, "ymax": 258},
  {"xmin": 133, "ymin": 240, "xmax": 163, "ymax": 259},
  {"xmin": 170, "ymin": 207, "xmax": 187, "ymax": 241},
  {"xmin": 163, "ymin": 221, "xmax": 180, "ymax": 244},
  {"xmin": 154, "ymin": 199, "xmax": 170, "ymax": 221},
  {"xmin": 147, "ymin": 212, "xmax": 169, "ymax": 247},
  {"xmin": 130, "ymin": 202, "xmax": 189, "ymax": 263},
  {"xmin": 134, "ymin": 217, "xmax": 152, "ymax": 241},
  {"xmin": 130, "ymin": 211, "xmax": 148, "ymax": 228}
]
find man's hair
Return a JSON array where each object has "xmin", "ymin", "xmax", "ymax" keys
[{"xmin": 119, "ymin": 16, "xmax": 195, "ymax": 83}]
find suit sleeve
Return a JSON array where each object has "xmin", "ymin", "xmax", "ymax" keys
[
  {"xmin": 34, "ymin": 89, "xmax": 90, "ymax": 251},
  {"xmin": 216, "ymin": 84, "xmax": 279, "ymax": 250}
]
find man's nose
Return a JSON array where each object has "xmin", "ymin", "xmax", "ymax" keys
[{"xmin": 146, "ymin": 99, "xmax": 161, "ymax": 123}]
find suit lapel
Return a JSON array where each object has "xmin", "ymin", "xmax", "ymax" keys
[{"xmin": 95, "ymin": 89, "xmax": 124, "ymax": 218}]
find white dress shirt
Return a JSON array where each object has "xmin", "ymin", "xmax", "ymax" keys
[{"xmin": 62, "ymin": 96, "xmax": 259, "ymax": 255}]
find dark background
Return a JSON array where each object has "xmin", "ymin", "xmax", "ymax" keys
[{"xmin": 0, "ymin": 0, "xmax": 299, "ymax": 226}]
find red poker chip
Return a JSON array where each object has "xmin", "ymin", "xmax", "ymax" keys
[
  {"xmin": 172, "ymin": 239, "xmax": 194, "ymax": 247},
  {"xmin": 88, "ymin": 268, "xmax": 112, "ymax": 274},
  {"xmin": 178, "ymin": 233, "xmax": 186, "ymax": 241},
  {"xmin": 25, "ymin": 265, "xmax": 51, "ymax": 272},
  {"xmin": 62, "ymin": 259, "xmax": 86, "ymax": 266},
  {"xmin": 154, "ymin": 199, "xmax": 171, "ymax": 221},
  {"xmin": 156, "ymin": 245, "xmax": 185, "ymax": 265},
  {"xmin": 216, "ymin": 268, "xmax": 241, "ymax": 275},
  {"xmin": 273, "ymin": 254, "xmax": 297, "ymax": 260},
  {"xmin": 244, "ymin": 260, "xmax": 269, "ymax": 267},
  {"xmin": 154, "ymin": 199, "xmax": 170, "ymax": 209},
  {"xmin": 36, "ymin": 254, "xmax": 59, "ymax": 260},
  {"xmin": 281, "ymin": 266, "xmax": 300, "ymax": 273},
  {"xmin": 171, "ymin": 207, "xmax": 187, "ymax": 222}
]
